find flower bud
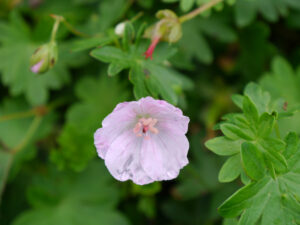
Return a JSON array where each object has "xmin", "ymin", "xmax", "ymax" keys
[
  {"xmin": 144, "ymin": 9, "xmax": 182, "ymax": 43},
  {"xmin": 143, "ymin": 9, "xmax": 182, "ymax": 59},
  {"xmin": 30, "ymin": 42, "xmax": 58, "ymax": 74},
  {"xmin": 114, "ymin": 22, "xmax": 126, "ymax": 36}
]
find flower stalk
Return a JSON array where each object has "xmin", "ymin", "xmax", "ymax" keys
[{"xmin": 179, "ymin": 0, "xmax": 224, "ymax": 23}]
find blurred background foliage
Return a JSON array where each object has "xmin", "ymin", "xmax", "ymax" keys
[{"xmin": 0, "ymin": 0, "xmax": 299, "ymax": 224}]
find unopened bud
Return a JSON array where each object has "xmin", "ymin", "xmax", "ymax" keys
[
  {"xmin": 143, "ymin": 10, "xmax": 182, "ymax": 59},
  {"xmin": 115, "ymin": 22, "xmax": 126, "ymax": 36},
  {"xmin": 30, "ymin": 42, "xmax": 58, "ymax": 74},
  {"xmin": 144, "ymin": 9, "xmax": 182, "ymax": 43}
]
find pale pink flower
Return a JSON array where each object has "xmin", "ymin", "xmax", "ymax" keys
[{"xmin": 94, "ymin": 97, "xmax": 190, "ymax": 185}]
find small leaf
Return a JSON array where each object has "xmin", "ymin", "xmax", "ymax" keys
[
  {"xmin": 231, "ymin": 94, "xmax": 243, "ymax": 109},
  {"xmin": 218, "ymin": 154, "xmax": 241, "ymax": 183},
  {"xmin": 108, "ymin": 62, "xmax": 127, "ymax": 76},
  {"xmin": 205, "ymin": 136, "xmax": 242, "ymax": 156},
  {"xmin": 257, "ymin": 112, "xmax": 275, "ymax": 137},
  {"xmin": 244, "ymin": 82, "xmax": 271, "ymax": 115},
  {"xmin": 242, "ymin": 95, "xmax": 259, "ymax": 125},
  {"xmin": 221, "ymin": 123, "xmax": 254, "ymax": 141},
  {"xmin": 235, "ymin": 0, "xmax": 256, "ymax": 27},
  {"xmin": 122, "ymin": 22, "xmax": 135, "ymax": 51},
  {"xmin": 284, "ymin": 132, "xmax": 299, "ymax": 160},
  {"xmin": 72, "ymin": 36, "xmax": 113, "ymax": 52},
  {"xmin": 241, "ymin": 142, "xmax": 265, "ymax": 180},
  {"xmin": 180, "ymin": 0, "xmax": 195, "ymax": 12},
  {"xmin": 90, "ymin": 46, "xmax": 130, "ymax": 65},
  {"xmin": 129, "ymin": 65, "xmax": 149, "ymax": 99},
  {"xmin": 218, "ymin": 177, "xmax": 271, "ymax": 217},
  {"xmin": 259, "ymin": 138, "xmax": 288, "ymax": 172}
]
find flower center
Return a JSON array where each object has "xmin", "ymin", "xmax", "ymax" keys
[{"xmin": 133, "ymin": 117, "xmax": 159, "ymax": 139}]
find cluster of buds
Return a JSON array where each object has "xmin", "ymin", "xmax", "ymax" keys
[
  {"xmin": 30, "ymin": 41, "xmax": 58, "ymax": 74},
  {"xmin": 143, "ymin": 9, "xmax": 182, "ymax": 59}
]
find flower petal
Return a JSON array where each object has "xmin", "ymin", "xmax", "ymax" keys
[
  {"xmin": 140, "ymin": 130, "xmax": 189, "ymax": 181},
  {"xmin": 104, "ymin": 130, "xmax": 154, "ymax": 185},
  {"xmin": 139, "ymin": 97, "xmax": 189, "ymax": 134},
  {"xmin": 94, "ymin": 102, "xmax": 139, "ymax": 159}
]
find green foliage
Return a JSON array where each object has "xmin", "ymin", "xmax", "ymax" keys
[
  {"xmin": 91, "ymin": 39, "xmax": 193, "ymax": 105},
  {"xmin": 0, "ymin": 12, "xmax": 76, "ymax": 105},
  {"xmin": 50, "ymin": 74, "xmax": 129, "ymax": 171},
  {"xmin": 1, "ymin": 0, "xmax": 300, "ymax": 224},
  {"xmin": 206, "ymin": 80, "xmax": 300, "ymax": 224},
  {"xmin": 12, "ymin": 162, "xmax": 129, "ymax": 225},
  {"xmin": 163, "ymin": 0, "xmax": 237, "ymax": 13},
  {"xmin": 260, "ymin": 56, "xmax": 300, "ymax": 136},
  {"xmin": 235, "ymin": 0, "xmax": 300, "ymax": 27}
]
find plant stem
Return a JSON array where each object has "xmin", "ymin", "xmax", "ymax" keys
[
  {"xmin": 275, "ymin": 122, "xmax": 281, "ymax": 139},
  {"xmin": 0, "ymin": 110, "xmax": 35, "ymax": 122},
  {"xmin": 0, "ymin": 154, "xmax": 13, "ymax": 205},
  {"xmin": 51, "ymin": 14, "xmax": 90, "ymax": 38},
  {"xmin": 179, "ymin": 0, "xmax": 224, "ymax": 23},
  {"xmin": 50, "ymin": 16, "xmax": 62, "ymax": 43},
  {"xmin": 11, "ymin": 116, "xmax": 42, "ymax": 155},
  {"xmin": 62, "ymin": 20, "xmax": 90, "ymax": 38},
  {"xmin": 130, "ymin": 12, "xmax": 144, "ymax": 23}
]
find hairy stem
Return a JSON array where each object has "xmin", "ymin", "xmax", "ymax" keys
[
  {"xmin": 0, "ymin": 109, "xmax": 35, "ymax": 122},
  {"xmin": 50, "ymin": 16, "xmax": 62, "ymax": 43},
  {"xmin": 179, "ymin": 0, "xmax": 224, "ymax": 23},
  {"xmin": 11, "ymin": 116, "xmax": 42, "ymax": 155}
]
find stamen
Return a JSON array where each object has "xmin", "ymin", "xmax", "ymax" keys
[{"xmin": 133, "ymin": 117, "xmax": 159, "ymax": 139}]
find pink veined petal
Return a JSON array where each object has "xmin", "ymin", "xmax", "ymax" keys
[
  {"xmin": 140, "ymin": 129, "xmax": 189, "ymax": 181},
  {"xmin": 94, "ymin": 102, "xmax": 139, "ymax": 159},
  {"xmin": 102, "ymin": 101, "xmax": 138, "ymax": 127},
  {"xmin": 104, "ymin": 130, "xmax": 154, "ymax": 185},
  {"xmin": 139, "ymin": 97, "xmax": 189, "ymax": 134}
]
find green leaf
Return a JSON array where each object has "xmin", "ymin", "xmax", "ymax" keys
[
  {"xmin": 242, "ymin": 96, "xmax": 259, "ymax": 125},
  {"xmin": 0, "ymin": 151, "xmax": 12, "ymax": 204},
  {"xmin": 235, "ymin": 0, "xmax": 256, "ymax": 27},
  {"xmin": 108, "ymin": 62, "xmax": 127, "ymax": 76},
  {"xmin": 218, "ymin": 177, "xmax": 271, "ymax": 217},
  {"xmin": 12, "ymin": 162, "xmax": 129, "ymax": 225},
  {"xmin": 90, "ymin": 46, "xmax": 131, "ymax": 66},
  {"xmin": 218, "ymin": 154, "xmax": 241, "ymax": 183},
  {"xmin": 205, "ymin": 136, "xmax": 241, "ymax": 156},
  {"xmin": 0, "ymin": 98, "xmax": 55, "ymax": 203},
  {"xmin": 231, "ymin": 94, "xmax": 243, "ymax": 109},
  {"xmin": 72, "ymin": 36, "xmax": 113, "ymax": 52},
  {"xmin": 244, "ymin": 82, "xmax": 271, "ymax": 115},
  {"xmin": 180, "ymin": 0, "xmax": 195, "ymax": 12},
  {"xmin": 234, "ymin": 0, "xmax": 300, "ymax": 26},
  {"xmin": 223, "ymin": 218, "xmax": 238, "ymax": 225},
  {"xmin": 260, "ymin": 56, "xmax": 300, "ymax": 136},
  {"xmin": 241, "ymin": 142, "xmax": 265, "ymax": 180},
  {"xmin": 259, "ymin": 138, "xmax": 288, "ymax": 172},
  {"xmin": 91, "ymin": 42, "xmax": 193, "ymax": 104},
  {"xmin": 172, "ymin": 15, "xmax": 236, "ymax": 66},
  {"xmin": 221, "ymin": 123, "xmax": 254, "ymax": 140},
  {"xmin": 284, "ymin": 132, "xmax": 299, "ymax": 160},
  {"xmin": 129, "ymin": 65, "xmax": 149, "ymax": 99},
  {"xmin": 122, "ymin": 22, "xmax": 135, "ymax": 51},
  {"xmin": 220, "ymin": 133, "xmax": 300, "ymax": 224},
  {"xmin": 237, "ymin": 23, "xmax": 274, "ymax": 80},
  {"xmin": 257, "ymin": 112, "xmax": 275, "ymax": 137},
  {"xmin": 0, "ymin": 12, "xmax": 74, "ymax": 105}
]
